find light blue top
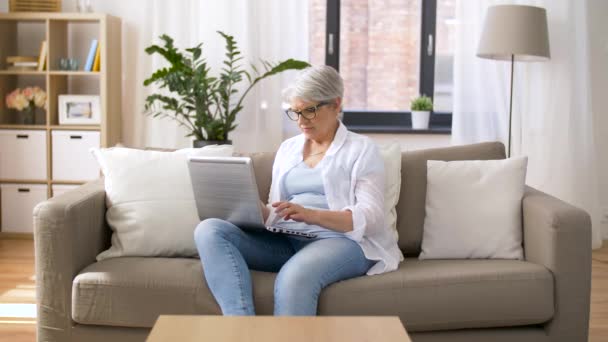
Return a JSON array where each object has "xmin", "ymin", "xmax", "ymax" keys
[{"xmin": 276, "ymin": 161, "xmax": 345, "ymax": 239}]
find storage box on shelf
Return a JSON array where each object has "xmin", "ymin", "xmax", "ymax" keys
[
  {"xmin": 52, "ymin": 130, "xmax": 100, "ymax": 181},
  {"xmin": 0, "ymin": 130, "xmax": 47, "ymax": 180},
  {"xmin": 51, "ymin": 184, "xmax": 79, "ymax": 198},
  {"xmin": 0, "ymin": 12, "xmax": 121, "ymax": 236},
  {"xmin": 1, "ymin": 183, "xmax": 47, "ymax": 233}
]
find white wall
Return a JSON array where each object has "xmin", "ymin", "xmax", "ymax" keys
[{"xmin": 588, "ymin": 0, "xmax": 608, "ymax": 238}]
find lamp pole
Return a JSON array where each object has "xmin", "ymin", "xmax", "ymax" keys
[{"xmin": 508, "ymin": 54, "xmax": 514, "ymax": 158}]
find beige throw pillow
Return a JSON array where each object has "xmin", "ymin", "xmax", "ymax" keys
[
  {"xmin": 91, "ymin": 145, "xmax": 234, "ymax": 260},
  {"xmin": 419, "ymin": 156, "xmax": 527, "ymax": 260}
]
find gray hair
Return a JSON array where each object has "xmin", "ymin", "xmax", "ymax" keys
[{"xmin": 282, "ymin": 65, "xmax": 344, "ymax": 104}]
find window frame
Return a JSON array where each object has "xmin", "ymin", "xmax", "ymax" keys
[{"xmin": 324, "ymin": 0, "xmax": 452, "ymax": 134}]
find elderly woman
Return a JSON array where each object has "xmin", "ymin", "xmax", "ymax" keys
[{"xmin": 194, "ymin": 65, "xmax": 403, "ymax": 316}]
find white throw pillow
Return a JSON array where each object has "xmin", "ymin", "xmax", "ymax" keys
[
  {"xmin": 91, "ymin": 145, "xmax": 234, "ymax": 261},
  {"xmin": 377, "ymin": 142, "xmax": 402, "ymax": 243},
  {"xmin": 419, "ymin": 156, "xmax": 528, "ymax": 260}
]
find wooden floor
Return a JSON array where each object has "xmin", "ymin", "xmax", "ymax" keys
[
  {"xmin": 0, "ymin": 239, "xmax": 607, "ymax": 341},
  {"xmin": 0, "ymin": 240, "xmax": 36, "ymax": 342}
]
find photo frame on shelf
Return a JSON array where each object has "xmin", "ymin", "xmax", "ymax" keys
[{"xmin": 58, "ymin": 95, "xmax": 101, "ymax": 125}]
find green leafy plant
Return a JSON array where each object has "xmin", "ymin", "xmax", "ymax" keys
[
  {"xmin": 410, "ymin": 95, "xmax": 433, "ymax": 112},
  {"xmin": 143, "ymin": 32, "xmax": 310, "ymax": 142}
]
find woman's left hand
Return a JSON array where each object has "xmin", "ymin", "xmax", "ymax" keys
[{"xmin": 272, "ymin": 201, "xmax": 318, "ymax": 224}]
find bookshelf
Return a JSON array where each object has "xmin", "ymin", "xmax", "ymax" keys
[{"xmin": 0, "ymin": 12, "xmax": 121, "ymax": 237}]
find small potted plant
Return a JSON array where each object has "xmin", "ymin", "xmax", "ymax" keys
[
  {"xmin": 5, "ymin": 87, "xmax": 47, "ymax": 125},
  {"xmin": 410, "ymin": 95, "xmax": 433, "ymax": 130}
]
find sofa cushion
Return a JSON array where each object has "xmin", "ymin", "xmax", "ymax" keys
[
  {"xmin": 420, "ymin": 157, "xmax": 527, "ymax": 260},
  {"xmin": 397, "ymin": 142, "xmax": 506, "ymax": 255},
  {"xmin": 72, "ymin": 257, "xmax": 553, "ymax": 331},
  {"xmin": 91, "ymin": 145, "xmax": 234, "ymax": 261},
  {"xmin": 319, "ymin": 258, "xmax": 554, "ymax": 332}
]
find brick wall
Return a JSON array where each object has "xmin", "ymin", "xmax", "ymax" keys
[{"xmin": 308, "ymin": 0, "xmax": 455, "ymax": 112}]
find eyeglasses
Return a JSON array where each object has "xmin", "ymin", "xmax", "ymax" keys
[{"xmin": 285, "ymin": 101, "xmax": 330, "ymax": 121}]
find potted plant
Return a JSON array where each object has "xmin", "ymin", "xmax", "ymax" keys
[
  {"xmin": 410, "ymin": 95, "xmax": 433, "ymax": 130},
  {"xmin": 143, "ymin": 32, "xmax": 310, "ymax": 147},
  {"xmin": 5, "ymin": 87, "xmax": 46, "ymax": 125}
]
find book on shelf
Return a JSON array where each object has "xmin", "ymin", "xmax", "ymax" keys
[
  {"xmin": 92, "ymin": 43, "xmax": 101, "ymax": 72},
  {"xmin": 7, "ymin": 65, "xmax": 37, "ymax": 71},
  {"xmin": 5, "ymin": 55, "xmax": 39, "ymax": 71},
  {"xmin": 13, "ymin": 62, "xmax": 38, "ymax": 67},
  {"xmin": 84, "ymin": 39, "xmax": 99, "ymax": 72},
  {"xmin": 37, "ymin": 40, "xmax": 47, "ymax": 71},
  {"xmin": 6, "ymin": 56, "xmax": 37, "ymax": 64}
]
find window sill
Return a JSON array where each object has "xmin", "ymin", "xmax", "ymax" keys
[{"xmin": 342, "ymin": 111, "xmax": 452, "ymax": 135}]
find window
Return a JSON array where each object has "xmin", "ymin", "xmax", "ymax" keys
[{"xmin": 309, "ymin": 0, "xmax": 455, "ymax": 132}]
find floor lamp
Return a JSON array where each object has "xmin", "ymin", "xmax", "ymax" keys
[{"xmin": 476, "ymin": 5, "xmax": 551, "ymax": 157}]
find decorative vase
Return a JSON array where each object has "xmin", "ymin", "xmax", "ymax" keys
[
  {"xmin": 20, "ymin": 104, "xmax": 36, "ymax": 125},
  {"xmin": 411, "ymin": 111, "xmax": 431, "ymax": 130},
  {"xmin": 193, "ymin": 140, "xmax": 232, "ymax": 148}
]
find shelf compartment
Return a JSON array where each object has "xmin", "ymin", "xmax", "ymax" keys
[
  {"xmin": 48, "ymin": 19, "xmax": 100, "ymax": 72},
  {"xmin": 51, "ymin": 130, "xmax": 100, "ymax": 182},
  {"xmin": 0, "ymin": 19, "xmax": 46, "ymax": 71},
  {"xmin": 0, "ymin": 129, "xmax": 48, "ymax": 181},
  {"xmin": 48, "ymin": 74, "xmax": 100, "ymax": 126},
  {"xmin": 0, "ymin": 74, "xmax": 47, "ymax": 125},
  {"xmin": 0, "ymin": 183, "xmax": 48, "ymax": 233}
]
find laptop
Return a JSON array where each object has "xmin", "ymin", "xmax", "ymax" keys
[{"xmin": 187, "ymin": 156, "xmax": 317, "ymax": 239}]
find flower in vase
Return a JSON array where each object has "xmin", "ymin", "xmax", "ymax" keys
[
  {"xmin": 33, "ymin": 87, "xmax": 47, "ymax": 109},
  {"xmin": 6, "ymin": 90, "xmax": 28, "ymax": 111},
  {"xmin": 5, "ymin": 87, "xmax": 47, "ymax": 111},
  {"xmin": 22, "ymin": 87, "xmax": 34, "ymax": 100}
]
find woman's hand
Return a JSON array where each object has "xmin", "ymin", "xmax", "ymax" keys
[{"xmin": 272, "ymin": 201, "xmax": 318, "ymax": 224}]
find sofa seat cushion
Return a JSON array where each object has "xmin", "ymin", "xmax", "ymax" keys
[
  {"xmin": 72, "ymin": 257, "xmax": 553, "ymax": 331},
  {"xmin": 319, "ymin": 258, "xmax": 554, "ymax": 332}
]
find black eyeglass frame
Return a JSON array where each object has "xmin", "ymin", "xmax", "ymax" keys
[{"xmin": 284, "ymin": 101, "xmax": 331, "ymax": 121}]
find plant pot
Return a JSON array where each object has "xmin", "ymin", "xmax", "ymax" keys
[
  {"xmin": 19, "ymin": 105, "xmax": 36, "ymax": 125},
  {"xmin": 193, "ymin": 140, "xmax": 232, "ymax": 148},
  {"xmin": 411, "ymin": 111, "xmax": 431, "ymax": 130}
]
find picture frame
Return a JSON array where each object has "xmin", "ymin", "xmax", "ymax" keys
[{"xmin": 58, "ymin": 95, "xmax": 101, "ymax": 125}]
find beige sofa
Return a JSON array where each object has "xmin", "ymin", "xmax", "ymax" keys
[{"xmin": 33, "ymin": 142, "xmax": 591, "ymax": 342}]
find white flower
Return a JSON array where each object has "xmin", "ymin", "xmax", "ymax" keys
[
  {"xmin": 14, "ymin": 93, "xmax": 28, "ymax": 111},
  {"xmin": 33, "ymin": 89, "xmax": 46, "ymax": 108}
]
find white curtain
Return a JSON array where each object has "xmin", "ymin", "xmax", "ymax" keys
[
  {"xmin": 452, "ymin": 0, "xmax": 603, "ymax": 249},
  {"xmin": 70, "ymin": 0, "xmax": 308, "ymax": 152}
]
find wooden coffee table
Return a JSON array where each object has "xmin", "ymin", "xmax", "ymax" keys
[{"xmin": 147, "ymin": 315, "xmax": 411, "ymax": 342}]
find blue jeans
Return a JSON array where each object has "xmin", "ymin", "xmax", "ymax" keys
[{"xmin": 194, "ymin": 218, "xmax": 375, "ymax": 316}]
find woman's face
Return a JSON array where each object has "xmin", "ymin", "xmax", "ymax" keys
[{"xmin": 288, "ymin": 97, "xmax": 341, "ymax": 140}]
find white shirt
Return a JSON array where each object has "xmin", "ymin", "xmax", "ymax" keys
[{"xmin": 266, "ymin": 121, "xmax": 404, "ymax": 275}]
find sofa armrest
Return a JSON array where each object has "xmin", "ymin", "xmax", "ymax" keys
[
  {"xmin": 523, "ymin": 186, "xmax": 591, "ymax": 341},
  {"xmin": 34, "ymin": 179, "xmax": 108, "ymax": 342}
]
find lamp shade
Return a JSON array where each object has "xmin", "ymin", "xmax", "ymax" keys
[{"xmin": 477, "ymin": 5, "xmax": 550, "ymax": 61}]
